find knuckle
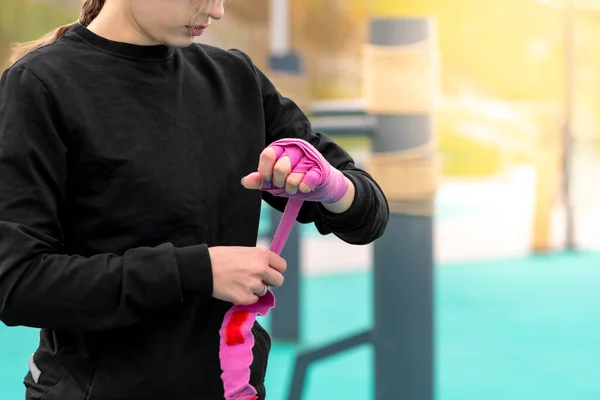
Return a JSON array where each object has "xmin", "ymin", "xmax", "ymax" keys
[
  {"xmin": 299, "ymin": 183, "xmax": 312, "ymax": 193},
  {"xmin": 259, "ymin": 172, "xmax": 272, "ymax": 181},
  {"xmin": 260, "ymin": 149, "xmax": 276, "ymax": 164},
  {"xmin": 274, "ymin": 163, "xmax": 291, "ymax": 175},
  {"xmin": 252, "ymin": 260, "xmax": 267, "ymax": 275},
  {"xmin": 286, "ymin": 179, "xmax": 299, "ymax": 189},
  {"xmin": 256, "ymin": 247, "xmax": 270, "ymax": 260},
  {"xmin": 251, "ymin": 277, "xmax": 263, "ymax": 288},
  {"xmin": 258, "ymin": 265, "xmax": 269, "ymax": 276}
]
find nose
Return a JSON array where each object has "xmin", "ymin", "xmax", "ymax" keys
[{"xmin": 208, "ymin": 1, "xmax": 225, "ymax": 20}]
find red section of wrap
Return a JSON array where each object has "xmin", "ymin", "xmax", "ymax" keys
[{"xmin": 225, "ymin": 311, "xmax": 250, "ymax": 346}]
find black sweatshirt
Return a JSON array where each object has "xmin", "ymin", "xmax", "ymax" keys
[{"xmin": 0, "ymin": 23, "xmax": 388, "ymax": 400}]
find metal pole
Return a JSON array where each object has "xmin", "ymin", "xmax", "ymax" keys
[
  {"xmin": 562, "ymin": 0, "xmax": 576, "ymax": 251},
  {"xmin": 287, "ymin": 330, "xmax": 372, "ymax": 400},
  {"xmin": 270, "ymin": 0, "xmax": 290, "ymax": 56},
  {"xmin": 369, "ymin": 18, "xmax": 435, "ymax": 400},
  {"xmin": 284, "ymin": 15, "xmax": 437, "ymax": 396},
  {"xmin": 267, "ymin": 0, "xmax": 302, "ymax": 342}
]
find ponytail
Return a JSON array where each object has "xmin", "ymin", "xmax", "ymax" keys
[{"xmin": 8, "ymin": 0, "xmax": 106, "ymax": 65}]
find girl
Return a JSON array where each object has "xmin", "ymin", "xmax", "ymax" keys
[{"xmin": 0, "ymin": 0, "xmax": 389, "ymax": 399}]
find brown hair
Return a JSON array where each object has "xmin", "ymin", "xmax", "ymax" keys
[{"xmin": 8, "ymin": 0, "xmax": 106, "ymax": 65}]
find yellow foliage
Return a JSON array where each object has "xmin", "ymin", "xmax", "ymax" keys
[{"xmin": 0, "ymin": 0, "xmax": 76, "ymax": 67}]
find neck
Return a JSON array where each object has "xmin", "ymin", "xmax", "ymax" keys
[{"xmin": 86, "ymin": 2, "xmax": 160, "ymax": 46}]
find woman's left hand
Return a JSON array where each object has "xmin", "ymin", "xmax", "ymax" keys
[
  {"xmin": 240, "ymin": 138, "xmax": 354, "ymax": 212},
  {"xmin": 241, "ymin": 146, "xmax": 309, "ymax": 195}
]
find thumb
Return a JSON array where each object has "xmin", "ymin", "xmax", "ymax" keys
[{"xmin": 241, "ymin": 172, "xmax": 264, "ymax": 190}]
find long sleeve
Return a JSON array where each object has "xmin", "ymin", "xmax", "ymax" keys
[
  {"xmin": 0, "ymin": 67, "xmax": 212, "ymax": 331},
  {"xmin": 230, "ymin": 49, "xmax": 389, "ymax": 245}
]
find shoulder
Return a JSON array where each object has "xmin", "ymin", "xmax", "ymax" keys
[
  {"xmin": 203, "ymin": 44, "xmax": 254, "ymax": 65},
  {"xmin": 6, "ymin": 35, "xmax": 82, "ymax": 87},
  {"xmin": 1, "ymin": 61, "xmax": 48, "ymax": 98}
]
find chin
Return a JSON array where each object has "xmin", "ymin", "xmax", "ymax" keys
[{"xmin": 165, "ymin": 37, "xmax": 196, "ymax": 48}]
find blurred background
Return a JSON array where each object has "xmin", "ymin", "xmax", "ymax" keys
[{"xmin": 1, "ymin": 0, "xmax": 600, "ymax": 399}]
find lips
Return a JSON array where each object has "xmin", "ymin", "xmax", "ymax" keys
[{"xmin": 187, "ymin": 25, "xmax": 208, "ymax": 36}]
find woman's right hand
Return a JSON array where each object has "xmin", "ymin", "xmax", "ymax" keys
[{"xmin": 208, "ymin": 246, "xmax": 287, "ymax": 305}]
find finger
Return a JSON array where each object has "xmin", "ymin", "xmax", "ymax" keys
[
  {"xmin": 258, "ymin": 148, "xmax": 277, "ymax": 182},
  {"xmin": 267, "ymin": 251, "xmax": 287, "ymax": 273},
  {"xmin": 300, "ymin": 169, "xmax": 321, "ymax": 193},
  {"xmin": 285, "ymin": 172, "xmax": 305, "ymax": 195},
  {"xmin": 261, "ymin": 269, "xmax": 284, "ymax": 288},
  {"xmin": 298, "ymin": 182, "xmax": 312, "ymax": 193},
  {"xmin": 252, "ymin": 283, "xmax": 269, "ymax": 297},
  {"xmin": 272, "ymin": 156, "xmax": 291, "ymax": 188},
  {"xmin": 241, "ymin": 172, "xmax": 263, "ymax": 190},
  {"xmin": 250, "ymin": 279, "xmax": 266, "ymax": 294}
]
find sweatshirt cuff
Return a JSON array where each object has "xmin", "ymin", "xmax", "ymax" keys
[
  {"xmin": 317, "ymin": 171, "xmax": 373, "ymax": 232},
  {"xmin": 174, "ymin": 244, "xmax": 213, "ymax": 297}
]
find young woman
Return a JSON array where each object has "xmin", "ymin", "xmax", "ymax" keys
[{"xmin": 0, "ymin": 0, "xmax": 389, "ymax": 399}]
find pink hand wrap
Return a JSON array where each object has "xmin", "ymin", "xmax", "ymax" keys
[
  {"xmin": 259, "ymin": 138, "xmax": 349, "ymax": 204},
  {"xmin": 218, "ymin": 138, "xmax": 349, "ymax": 399}
]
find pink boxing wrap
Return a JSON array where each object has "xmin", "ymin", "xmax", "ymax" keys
[
  {"xmin": 259, "ymin": 138, "xmax": 350, "ymax": 204},
  {"xmin": 218, "ymin": 138, "xmax": 350, "ymax": 399}
]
